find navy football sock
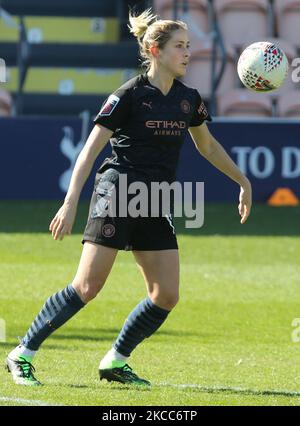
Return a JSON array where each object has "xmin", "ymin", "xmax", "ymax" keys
[
  {"xmin": 113, "ymin": 297, "xmax": 170, "ymax": 357},
  {"xmin": 21, "ymin": 284, "xmax": 85, "ymax": 351}
]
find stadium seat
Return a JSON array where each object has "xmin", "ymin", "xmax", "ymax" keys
[
  {"xmin": 0, "ymin": 0, "xmax": 117, "ymax": 18},
  {"xmin": 277, "ymin": 91, "xmax": 300, "ymax": 118},
  {"xmin": 153, "ymin": 0, "xmax": 209, "ymax": 45},
  {"xmin": 214, "ymin": 0, "xmax": 270, "ymax": 47},
  {"xmin": 0, "ymin": 0, "xmax": 139, "ymax": 115},
  {"xmin": 183, "ymin": 40, "xmax": 236, "ymax": 98},
  {"xmin": 23, "ymin": 17, "xmax": 119, "ymax": 44},
  {"xmin": 275, "ymin": 0, "xmax": 300, "ymax": 47},
  {"xmin": 0, "ymin": 89, "xmax": 13, "ymax": 116},
  {"xmin": 2, "ymin": 67, "xmax": 139, "ymax": 99},
  {"xmin": 22, "ymin": 68, "xmax": 133, "ymax": 94},
  {"xmin": 11, "ymin": 68, "xmax": 140, "ymax": 116},
  {"xmin": 217, "ymin": 88, "xmax": 273, "ymax": 117},
  {"xmin": 0, "ymin": 15, "xmax": 19, "ymax": 42}
]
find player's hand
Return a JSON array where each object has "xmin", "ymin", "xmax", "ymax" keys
[
  {"xmin": 49, "ymin": 202, "xmax": 77, "ymax": 241},
  {"xmin": 238, "ymin": 179, "xmax": 252, "ymax": 224}
]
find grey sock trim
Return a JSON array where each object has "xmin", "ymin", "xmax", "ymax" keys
[{"xmin": 66, "ymin": 284, "xmax": 86, "ymax": 308}]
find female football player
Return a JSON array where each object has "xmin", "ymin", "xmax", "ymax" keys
[{"xmin": 6, "ymin": 8, "xmax": 252, "ymax": 387}]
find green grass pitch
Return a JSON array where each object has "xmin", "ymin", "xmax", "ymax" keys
[{"xmin": 0, "ymin": 200, "xmax": 300, "ymax": 406}]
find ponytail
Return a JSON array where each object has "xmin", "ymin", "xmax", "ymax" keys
[{"xmin": 128, "ymin": 7, "xmax": 157, "ymax": 41}]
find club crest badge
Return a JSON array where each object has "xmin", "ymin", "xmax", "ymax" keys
[
  {"xmin": 181, "ymin": 99, "xmax": 191, "ymax": 114},
  {"xmin": 102, "ymin": 224, "xmax": 116, "ymax": 238}
]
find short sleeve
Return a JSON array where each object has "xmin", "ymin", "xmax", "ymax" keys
[
  {"xmin": 93, "ymin": 87, "xmax": 131, "ymax": 132},
  {"xmin": 189, "ymin": 89, "xmax": 212, "ymax": 127}
]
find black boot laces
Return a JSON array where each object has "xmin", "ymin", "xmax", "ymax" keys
[{"xmin": 16, "ymin": 357, "xmax": 37, "ymax": 379}]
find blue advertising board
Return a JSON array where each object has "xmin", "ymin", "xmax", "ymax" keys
[
  {"xmin": 0, "ymin": 117, "xmax": 299, "ymax": 202},
  {"xmin": 177, "ymin": 118, "xmax": 300, "ymax": 202}
]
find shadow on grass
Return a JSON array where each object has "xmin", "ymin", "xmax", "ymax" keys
[
  {"xmin": 59, "ymin": 382, "xmax": 151, "ymax": 392},
  {"xmin": 0, "ymin": 342, "xmax": 18, "ymax": 349},
  {"xmin": 0, "ymin": 200, "xmax": 299, "ymax": 236},
  {"xmin": 1, "ymin": 328, "xmax": 207, "ymax": 354},
  {"xmin": 0, "ymin": 341, "xmax": 74, "ymax": 351},
  {"xmin": 158, "ymin": 383, "xmax": 300, "ymax": 398},
  {"xmin": 49, "ymin": 327, "xmax": 207, "ymax": 343},
  {"xmin": 33, "ymin": 380, "xmax": 300, "ymax": 398}
]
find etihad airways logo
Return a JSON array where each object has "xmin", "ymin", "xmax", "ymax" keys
[
  {"xmin": 146, "ymin": 120, "xmax": 186, "ymax": 129},
  {"xmin": 146, "ymin": 120, "xmax": 186, "ymax": 136}
]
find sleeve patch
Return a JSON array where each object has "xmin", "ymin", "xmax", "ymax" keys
[
  {"xmin": 99, "ymin": 94, "xmax": 120, "ymax": 116},
  {"xmin": 197, "ymin": 101, "xmax": 209, "ymax": 118}
]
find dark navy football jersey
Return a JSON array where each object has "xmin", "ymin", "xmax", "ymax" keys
[{"xmin": 94, "ymin": 72, "xmax": 212, "ymax": 183}]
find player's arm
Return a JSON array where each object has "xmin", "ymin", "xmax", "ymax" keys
[
  {"xmin": 64, "ymin": 124, "xmax": 112, "ymax": 206},
  {"xmin": 188, "ymin": 123, "xmax": 252, "ymax": 224},
  {"xmin": 49, "ymin": 124, "xmax": 112, "ymax": 240}
]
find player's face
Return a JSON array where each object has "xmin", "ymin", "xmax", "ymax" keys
[{"xmin": 159, "ymin": 29, "xmax": 190, "ymax": 78}]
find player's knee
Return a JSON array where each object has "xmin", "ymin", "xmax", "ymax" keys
[
  {"xmin": 151, "ymin": 291, "xmax": 179, "ymax": 311},
  {"xmin": 72, "ymin": 279, "xmax": 103, "ymax": 303},
  {"xmin": 165, "ymin": 294, "xmax": 179, "ymax": 310}
]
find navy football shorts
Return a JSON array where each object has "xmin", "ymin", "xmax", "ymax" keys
[{"xmin": 82, "ymin": 168, "xmax": 178, "ymax": 251}]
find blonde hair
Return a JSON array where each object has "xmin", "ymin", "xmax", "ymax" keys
[{"xmin": 128, "ymin": 7, "xmax": 188, "ymax": 71}]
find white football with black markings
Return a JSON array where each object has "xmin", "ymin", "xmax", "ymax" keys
[{"xmin": 237, "ymin": 41, "xmax": 289, "ymax": 92}]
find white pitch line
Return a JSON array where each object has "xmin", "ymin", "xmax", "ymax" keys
[
  {"xmin": 0, "ymin": 396, "xmax": 60, "ymax": 406},
  {"xmin": 158, "ymin": 383, "xmax": 300, "ymax": 397}
]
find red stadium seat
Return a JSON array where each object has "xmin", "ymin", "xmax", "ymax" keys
[
  {"xmin": 275, "ymin": 0, "xmax": 300, "ymax": 47},
  {"xmin": 153, "ymin": 0, "xmax": 209, "ymax": 45},
  {"xmin": 277, "ymin": 91, "xmax": 300, "ymax": 118},
  {"xmin": 217, "ymin": 88, "xmax": 273, "ymax": 117},
  {"xmin": 0, "ymin": 89, "xmax": 12, "ymax": 117},
  {"xmin": 183, "ymin": 40, "xmax": 236, "ymax": 98},
  {"xmin": 214, "ymin": 0, "xmax": 269, "ymax": 47}
]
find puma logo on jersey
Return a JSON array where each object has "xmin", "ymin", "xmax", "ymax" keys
[{"xmin": 142, "ymin": 101, "xmax": 152, "ymax": 109}]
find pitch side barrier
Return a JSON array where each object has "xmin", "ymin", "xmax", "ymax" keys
[{"xmin": 0, "ymin": 117, "xmax": 299, "ymax": 202}]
